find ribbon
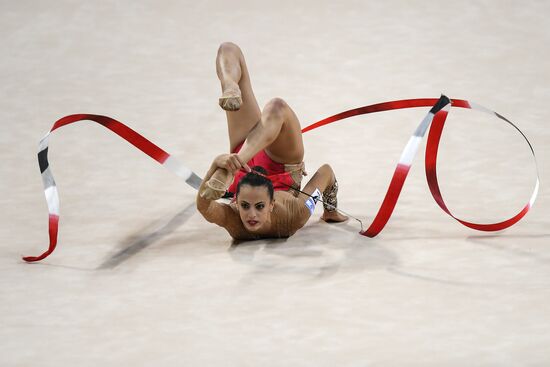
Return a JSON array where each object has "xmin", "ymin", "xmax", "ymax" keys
[
  {"xmin": 24, "ymin": 114, "xmax": 201, "ymax": 262},
  {"xmin": 24, "ymin": 96, "xmax": 539, "ymax": 262},
  {"xmin": 301, "ymin": 95, "xmax": 539, "ymax": 237}
]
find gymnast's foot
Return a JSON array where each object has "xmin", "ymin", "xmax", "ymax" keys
[
  {"xmin": 219, "ymin": 81, "xmax": 242, "ymax": 111},
  {"xmin": 321, "ymin": 210, "xmax": 348, "ymax": 223}
]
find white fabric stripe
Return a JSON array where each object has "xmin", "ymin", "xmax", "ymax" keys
[
  {"xmin": 399, "ymin": 110, "xmax": 434, "ymax": 166},
  {"xmin": 45, "ymin": 186, "xmax": 60, "ymax": 216},
  {"xmin": 398, "ymin": 103, "xmax": 451, "ymax": 167},
  {"xmin": 38, "ymin": 132, "xmax": 50, "ymax": 152},
  {"xmin": 163, "ymin": 156, "xmax": 192, "ymax": 181},
  {"xmin": 529, "ymin": 179, "xmax": 539, "ymax": 207},
  {"xmin": 41, "ymin": 167, "xmax": 56, "ymax": 189},
  {"xmin": 468, "ymin": 101, "xmax": 495, "ymax": 115},
  {"xmin": 398, "ymin": 136, "xmax": 422, "ymax": 166},
  {"xmin": 413, "ymin": 112, "xmax": 434, "ymax": 137}
]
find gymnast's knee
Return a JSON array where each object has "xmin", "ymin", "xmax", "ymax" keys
[
  {"xmin": 263, "ymin": 97, "xmax": 288, "ymax": 118},
  {"xmin": 218, "ymin": 41, "xmax": 242, "ymax": 55},
  {"xmin": 319, "ymin": 163, "xmax": 336, "ymax": 178}
]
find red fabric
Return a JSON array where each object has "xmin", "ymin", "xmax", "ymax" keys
[
  {"xmin": 227, "ymin": 142, "xmax": 296, "ymax": 194},
  {"xmin": 52, "ymin": 114, "xmax": 170, "ymax": 163},
  {"xmin": 22, "ymin": 214, "xmax": 59, "ymax": 262}
]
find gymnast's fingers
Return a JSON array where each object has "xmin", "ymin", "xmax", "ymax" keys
[
  {"xmin": 229, "ymin": 155, "xmax": 243, "ymax": 172},
  {"xmin": 234, "ymin": 155, "xmax": 251, "ymax": 172},
  {"xmin": 228, "ymin": 159, "xmax": 238, "ymax": 172}
]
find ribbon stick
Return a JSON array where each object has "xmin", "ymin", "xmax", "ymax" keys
[{"xmin": 25, "ymin": 96, "xmax": 539, "ymax": 262}]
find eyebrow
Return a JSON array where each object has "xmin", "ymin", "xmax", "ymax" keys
[{"xmin": 240, "ymin": 201, "xmax": 265, "ymax": 205}]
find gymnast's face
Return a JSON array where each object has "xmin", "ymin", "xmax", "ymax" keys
[{"xmin": 236, "ymin": 185, "xmax": 274, "ymax": 232}]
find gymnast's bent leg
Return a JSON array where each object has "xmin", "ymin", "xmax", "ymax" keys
[
  {"xmin": 235, "ymin": 97, "xmax": 304, "ymax": 164},
  {"xmin": 299, "ymin": 164, "xmax": 348, "ymax": 223},
  {"xmin": 204, "ymin": 96, "xmax": 307, "ymax": 198}
]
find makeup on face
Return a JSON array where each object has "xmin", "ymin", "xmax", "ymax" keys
[{"xmin": 236, "ymin": 185, "xmax": 273, "ymax": 231}]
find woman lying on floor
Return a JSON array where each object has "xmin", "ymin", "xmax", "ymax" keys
[{"xmin": 197, "ymin": 42, "xmax": 347, "ymax": 240}]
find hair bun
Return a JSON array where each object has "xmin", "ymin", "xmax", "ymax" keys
[{"xmin": 237, "ymin": 165, "xmax": 274, "ymax": 200}]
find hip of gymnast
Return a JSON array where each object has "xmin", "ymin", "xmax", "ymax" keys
[{"xmin": 197, "ymin": 42, "xmax": 347, "ymax": 240}]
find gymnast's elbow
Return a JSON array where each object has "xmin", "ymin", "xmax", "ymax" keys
[
  {"xmin": 196, "ymin": 193, "xmax": 212, "ymax": 220},
  {"xmin": 196, "ymin": 203, "xmax": 216, "ymax": 224}
]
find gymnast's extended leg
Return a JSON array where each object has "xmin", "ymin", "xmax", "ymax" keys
[
  {"xmin": 216, "ymin": 42, "xmax": 262, "ymax": 153},
  {"xmin": 214, "ymin": 42, "xmax": 304, "ymax": 178}
]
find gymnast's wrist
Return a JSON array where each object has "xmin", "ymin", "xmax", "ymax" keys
[{"xmin": 236, "ymin": 150, "xmax": 253, "ymax": 166}]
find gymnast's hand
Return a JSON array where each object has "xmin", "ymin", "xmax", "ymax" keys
[{"xmin": 214, "ymin": 153, "xmax": 251, "ymax": 174}]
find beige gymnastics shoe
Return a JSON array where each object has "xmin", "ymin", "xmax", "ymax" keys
[
  {"xmin": 200, "ymin": 168, "xmax": 233, "ymax": 200},
  {"xmin": 218, "ymin": 89, "xmax": 242, "ymax": 111}
]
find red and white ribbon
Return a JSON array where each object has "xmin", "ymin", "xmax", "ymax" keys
[
  {"xmin": 24, "ymin": 96, "xmax": 539, "ymax": 262},
  {"xmin": 301, "ymin": 95, "xmax": 539, "ymax": 237},
  {"xmin": 25, "ymin": 114, "xmax": 201, "ymax": 262}
]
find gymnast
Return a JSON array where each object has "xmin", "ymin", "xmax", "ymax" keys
[{"xmin": 197, "ymin": 42, "xmax": 347, "ymax": 240}]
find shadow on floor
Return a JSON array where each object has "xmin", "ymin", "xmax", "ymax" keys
[
  {"xmin": 97, "ymin": 202, "xmax": 197, "ymax": 270},
  {"xmin": 227, "ymin": 219, "xmax": 400, "ymax": 281}
]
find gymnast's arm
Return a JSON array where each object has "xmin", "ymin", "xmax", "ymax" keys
[
  {"xmin": 232, "ymin": 100, "xmax": 286, "ymax": 164},
  {"xmin": 196, "ymin": 160, "xmax": 235, "ymax": 227},
  {"xmin": 289, "ymin": 164, "xmax": 336, "ymax": 228}
]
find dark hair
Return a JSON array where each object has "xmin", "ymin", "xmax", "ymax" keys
[{"xmin": 236, "ymin": 166, "xmax": 274, "ymax": 200}]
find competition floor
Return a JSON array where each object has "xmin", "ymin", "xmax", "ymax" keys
[{"xmin": 2, "ymin": 1, "xmax": 550, "ymax": 366}]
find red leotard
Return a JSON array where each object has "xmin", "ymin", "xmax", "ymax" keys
[{"xmin": 227, "ymin": 142, "xmax": 298, "ymax": 194}]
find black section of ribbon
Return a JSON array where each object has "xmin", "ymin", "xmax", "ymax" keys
[
  {"xmin": 429, "ymin": 94, "xmax": 450, "ymax": 114},
  {"xmin": 38, "ymin": 147, "xmax": 49, "ymax": 174}
]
